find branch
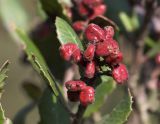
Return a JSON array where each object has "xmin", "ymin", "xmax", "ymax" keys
[{"xmin": 72, "ymin": 104, "xmax": 87, "ymax": 124}]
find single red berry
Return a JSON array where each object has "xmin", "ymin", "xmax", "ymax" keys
[
  {"xmin": 85, "ymin": 61, "xmax": 96, "ymax": 78},
  {"xmin": 95, "ymin": 40, "xmax": 108, "ymax": 56},
  {"xmin": 78, "ymin": 3, "xmax": 89, "ymax": 16},
  {"xmin": 104, "ymin": 26, "xmax": 114, "ymax": 39},
  {"xmin": 65, "ymin": 80, "xmax": 86, "ymax": 91},
  {"xmin": 79, "ymin": 86, "xmax": 95, "ymax": 106},
  {"xmin": 105, "ymin": 51, "xmax": 123, "ymax": 65},
  {"xmin": 84, "ymin": 44, "xmax": 95, "ymax": 61},
  {"xmin": 95, "ymin": 39, "xmax": 119, "ymax": 57},
  {"xmin": 73, "ymin": 21, "xmax": 86, "ymax": 32},
  {"xmin": 112, "ymin": 64, "xmax": 128, "ymax": 84},
  {"xmin": 90, "ymin": 4, "xmax": 107, "ymax": 19},
  {"xmin": 59, "ymin": 43, "xmax": 78, "ymax": 61},
  {"xmin": 67, "ymin": 91, "xmax": 80, "ymax": 102},
  {"xmin": 72, "ymin": 49, "xmax": 82, "ymax": 63},
  {"xmin": 155, "ymin": 53, "xmax": 160, "ymax": 65},
  {"xmin": 85, "ymin": 23, "xmax": 105, "ymax": 43}
]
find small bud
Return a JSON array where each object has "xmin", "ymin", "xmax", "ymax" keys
[
  {"xmin": 80, "ymin": 86, "xmax": 95, "ymax": 106},
  {"xmin": 90, "ymin": 4, "xmax": 107, "ymax": 19},
  {"xmin": 112, "ymin": 64, "xmax": 128, "ymax": 84},
  {"xmin": 73, "ymin": 21, "xmax": 86, "ymax": 32},
  {"xmin": 65, "ymin": 80, "xmax": 86, "ymax": 91},
  {"xmin": 104, "ymin": 26, "xmax": 114, "ymax": 39},
  {"xmin": 67, "ymin": 91, "xmax": 80, "ymax": 102},
  {"xmin": 59, "ymin": 43, "xmax": 78, "ymax": 61},
  {"xmin": 84, "ymin": 44, "xmax": 95, "ymax": 61},
  {"xmin": 72, "ymin": 49, "xmax": 82, "ymax": 63},
  {"xmin": 85, "ymin": 61, "xmax": 96, "ymax": 78},
  {"xmin": 85, "ymin": 23, "xmax": 105, "ymax": 43}
]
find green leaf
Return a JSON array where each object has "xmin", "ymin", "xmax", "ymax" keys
[
  {"xmin": 38, "ymin": 88, "xmax": 70, "ymax": 124},
  {"xmin": 119, "ymin": 12, "xmax": 133, "ymax": 32},
  {"xmin": 0, "ymin": 104, "xmax": 5, "ymax": 124},
  {"xmin": 84, "ymin": 76, "xmax": 116, "ymax": 118},
  {"xmin": 55, "ymin": 17, "xmax": 84, "ymax": 50},
  {"xmin": 15, "ymin": 28, "xmax": 59, "ymax": 96},
  {"xmin": 0, "ymin": 0, "xmax": 28, "ymax": 39},
  {"xmin": 144, "ymin": 37, "xmax": 156, "ymax": 48},
  {"xmin": 0, "ymin": 61, "xmax": 12, "ymax": 124},
  {"xmin": 131, "ymin": 13, "xmax": 139, "ymax": 30},
  {"xmin": 98, "ymin": 89, "xmax": 132, "ymax": 124},
  {"xmin": 146, "ymin": 40, "xmax": 160, "ymax": 58},
  {"xmin": 0, "ymin": 60, "xmax": 10, "ymax": 98},
  {"xmin": 0, "ymin": 104, "xmax": 12, "ymax": 124}
]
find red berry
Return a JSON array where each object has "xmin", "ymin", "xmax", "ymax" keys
[
  {"xmin": 105, "ymin": 51, "xmax": 123, "ymax": 65},
  {"xmin": 112, "ymin": 64, "xmax": 128, "ymax": 84},
  {"xmin": 73, "ymin": 21, "xmax": 86, "ymax": 32},
  {"xmin": 95, "ymin": 40, "xmax": 108, "ymax": 56},
  {"xmin": 95, "ymin": 39, "xmax": 119, "ymax": 57},
  {"xmin": 90, "ymin": 4, "xmax": 107, "ymax": 19},
  {"xmin": 104, "ymin": 26, "xmax": 114, "ymax": 39},
  {"xmin": 79, "ymin": 86, "xmax": 95, "ymax": 106},
  {"xmin": 85, "ymin": 24, "xmax": 105, "ymax": 43},
  {"xmin": 84, "ymin": 44, "xmax": 95, "ymax": 61},
  {"xmin": 65, "ymin": 80, "xmax": 86, "ymax": 91},
  {"xmin": 72, "ymin": 49, "xmax": 82, "ymax": 63},
  {"xmin": 59, "ymin": 43, "xmax": 78, "ymax": 61},
  {"xmin": 155, "ymin": 53, "xmax": 160, "ymax": 65},
  {"xmin": 78, "ymin": 3, "xmax": 89, "ymax": 16},
  {"xmin": 67, "ymin": 91, "xmax": 80, "ymax": 102},
  {"xmin": 85, "ymin": 61, "xmax": 96, "ymax": 78}
]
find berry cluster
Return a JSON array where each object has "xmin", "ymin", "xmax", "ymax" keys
[
  {"xmin": 59, "ymin": 23, "xmax": 128, "ymax": 106},
  {"xmin": 65, "ymin": 81, "xmax": 94, "ymax": 106},
  {"xmin": 72, "ymin": 0, "xmax": 107, "ymax": 32}
]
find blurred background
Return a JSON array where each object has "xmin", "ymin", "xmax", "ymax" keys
[{"xmin": 0, "ymin": 0, "xmax": 43, "ymax": 123}]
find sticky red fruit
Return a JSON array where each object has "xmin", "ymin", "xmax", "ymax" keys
[
  {"xmin": 67, "ymin": 91, "xmax": 80, "ymax": 102},
  {"xmin": 155, "ymin": 53, "xmax": 160, "ymax": 65},
  {"xmin": 95, "ymin": 39, "xmax": 119, "ymax": 57},
  {"xmin": 85, "ymin": 24, "xmax": 105, "ymax": 43},
  {"xmin": 79, "ymin": 86, "xmax": 95, "ymax": 106},
  {"xmin": 105, "ymin": 51, "xmax": 123, "ymax": 65},
  {"xmin": 59, "ymin": 43, "xmax": 77, "ymax": 61},
  {"xmin": 65, "ymin": 80, "xmax": 86, "ymax": 91},
  {"xmin": 85, "ymin": 61, "xmax": 96, "ymax": 78},
  {"xmin": 73, "ymin": 21, "xmax": 86, "ymax": 32},
  {"xmin": 104, "ymin": 26, "xmax": 114, "ymax": 39},
  {"xmin": 112, "ymin": 64, "xmax": 128, "ymax": 84},
  {"xmin": 84, "ymin": 44, "xmax": 95, "ymax": 61},
  {"xmin": 72, "ymin": 49, "xmax": 82, "ymax": 63},
  {"xmin": 90, "ymin": 4, "xmax": 107, "ymax": 19}
]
